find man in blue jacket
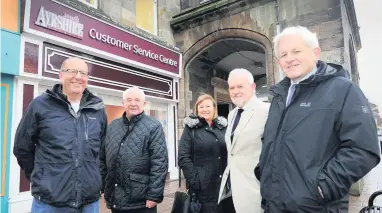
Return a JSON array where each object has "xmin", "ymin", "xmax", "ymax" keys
[
  {"xmin": 14, "ymin": 57, "xmax": 107, "ymax": 213},
  {"xmin": 256, "ymin": 26, "xmax": 381, "ymax": 213}
]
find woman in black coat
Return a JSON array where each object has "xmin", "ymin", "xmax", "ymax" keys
[{"xmin": 178, "ymin": 94, "xmax": 228, "ymax": 213}]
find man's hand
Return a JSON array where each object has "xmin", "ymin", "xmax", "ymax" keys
[
  {"xmin": 101, "ymin": 193, "xmax": 106, "ymax": 203},
  {"xmin": 146, "ymin": 200, "xmax": 158, "ymax": 208}
]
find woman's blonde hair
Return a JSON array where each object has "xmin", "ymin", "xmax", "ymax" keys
[{"xmin": 193, "ymin": 94, "xmax": 218, "ymax": 120}]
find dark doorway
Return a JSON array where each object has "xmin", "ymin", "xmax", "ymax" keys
[{"xmin": 218, "ymin": 103, "xmax": 230, "ymax": 118}]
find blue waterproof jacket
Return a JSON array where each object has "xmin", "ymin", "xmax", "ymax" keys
[{"xmin": 14, "ymin": 84, "xmax": 107, "ymax": 208}]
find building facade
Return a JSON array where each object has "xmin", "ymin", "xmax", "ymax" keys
[
  {"xmin": 8, "ymin": 0, "xmax": 181, "ymax": 212},
  {"xmin": 171, "ymin": 0, "xmax": 361, "ymax": 121},
  {"xmin": 4, "ymin": 0, "xmax": 370, "ymax": 212},
  {"xmin": 1, "ymin": 0, "xmax": 21, "ymax": 212}
]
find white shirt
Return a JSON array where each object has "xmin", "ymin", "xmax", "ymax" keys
[
  {"xmin": 286, "ymin": 67, "xmax": 317, "ymax": 106},
  {"xmin": 71, "ymin": 102, "xmax": 80, "ymax": 114}
]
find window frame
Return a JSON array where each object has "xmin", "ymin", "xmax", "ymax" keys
[
  {"xmin": 200, "ymin": 0, "xmax": 212, "ymax": 4},
  {"xmin": 78, "ymin": 0, "xmax": 98, "ymax": 9},
  {"xmin": 136, "ymin": 0, "xmax": 158, "ymax": 36}
]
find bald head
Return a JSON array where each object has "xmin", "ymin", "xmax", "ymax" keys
[
  {"xmin": 59, "ymin": 57, "xmax": 89, "ymax": 99},
  {"xmin": 61, "ymin": 57, "xmax": 88, "ymax": 72}
]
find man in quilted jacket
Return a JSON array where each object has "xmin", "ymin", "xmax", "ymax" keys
[{"xmin": 100, "ymin": 86, "xmax": 168, "ymax": 213}]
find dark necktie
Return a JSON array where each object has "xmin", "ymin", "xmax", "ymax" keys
[{"xmin": 230, "ymin": 108, "xmax": 244, "ymax": 141}]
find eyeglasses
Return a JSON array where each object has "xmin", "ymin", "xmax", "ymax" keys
[{"xmin": 61, "ymin": 69, "xmax": 89, "ymax": 77}]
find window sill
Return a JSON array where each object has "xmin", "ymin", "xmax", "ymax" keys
[{"xmin": 78, "ymin": 0, "xmax": 97, "ymax": 9}]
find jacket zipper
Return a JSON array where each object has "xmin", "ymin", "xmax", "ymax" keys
[
  {"xmin": 274, "ymin": 85, "xmax": 301, "ymax": 140},
  {"xmin": 269, "ymin": 85, "xmax": 300, "ymax": 209},
  {"xmin": 111, "ymin": 122, "xmax": 132, "ymax": 207},
  {"xmin": 46, "ymin": 92, "xmax": 96, "ymax": 208},
  {"xmin": 84, "ymin": 115, "xmax": 89, "ymax": 141}
]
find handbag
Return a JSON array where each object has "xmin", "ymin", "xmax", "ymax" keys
[
  {"xmin": 171, "ymin": 129, "xmax": 201, "ymax": 213},
  {"xmin": 172, "ymin": 191, "xmax": 192, "ymax": 213},
  {"xmin": 359, "ymin": 190, "xmax": 382, "ymax": 213}
]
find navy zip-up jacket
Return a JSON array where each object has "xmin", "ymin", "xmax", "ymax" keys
[
  {"xmin": 257, "ymin": 61, "xmax": 380, "ymax": 213},
  {"xmin": 14, "ymin": 84, "xmax": 107, "ymax": 208}
]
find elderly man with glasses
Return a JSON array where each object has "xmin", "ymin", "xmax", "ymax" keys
[{"xmin": 14, "ymin": 57, "xmax": 108, "ymax": 213}]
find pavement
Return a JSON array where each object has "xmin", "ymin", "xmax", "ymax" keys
[{"xmin": 99, "ymin": 179, "xmax": 186, "ymax": 213}]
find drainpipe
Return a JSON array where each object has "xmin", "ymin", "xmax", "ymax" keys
[{"xmin": 275, "ymin": 0, "xmax": 284, "ymax": 81}]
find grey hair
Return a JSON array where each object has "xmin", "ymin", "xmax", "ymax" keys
[
  {"xmin": 228, "ymin": 68, "xmax": 254, "ymax": 85},
  {"xmin": 273, "ymin": 26, "xmax": 320, "ymax": 58},
  {"xmin": 122, "ymin": 86, "xmax": 146, "ymax": 100}
]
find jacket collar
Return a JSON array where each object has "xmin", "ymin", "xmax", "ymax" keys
[
  {"xmin": 183, "ymin": 114, "xmax": 228, "ymax": 130},
  {"xmin": 46, "ymin": 84, "xmax": 104, "ymax": 110},
  {"xmin": 270, "ymin": 60, "xmax": 349, "ymax": 97},
  {"xmin": 123, "ymin": 111, "xmax": 144, "ymax": 125}
]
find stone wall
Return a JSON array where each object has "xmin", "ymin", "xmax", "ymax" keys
[
  {"xmin": 158, "ymin": 0, "xmax": 181, "ymax": 46},
  {"xmin": 279, "ymin": 0, "xmax": 346, "ymax": 65},
  {"xmin": 99, "ymin": 0, "xmax": 180, "ymax": 46},
  {"xmin": 340, "ymin": 0, "xmax": 360, "ymax": 83},
  {"xmin": 172, "ymin": 0, "xmax": 278, "ymax": 125},
  {"xmin": 171, "ymin": 0, "xmax": 361, "ymax": 121},
  {"xmin": 188, "ymin": 69, "xmax": 215, "ymax": 108},
  {"xmin": 170, "ymin": 0, "xmax": 362, "ymax": 161}
]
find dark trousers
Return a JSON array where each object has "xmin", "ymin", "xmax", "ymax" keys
[
  {"xmin": 219, "ymin": 197, "xmax": 236, "ymax": 213},
  {"xmin": 112, "ymin": 206, "xmax": 157, "ymax": 213}
]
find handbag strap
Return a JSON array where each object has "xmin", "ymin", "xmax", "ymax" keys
[{"xmin": 178, "ymin": 128, "xmax": 195, "ymax": 188}]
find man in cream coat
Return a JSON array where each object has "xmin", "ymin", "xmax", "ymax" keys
[{"xmin": 218, "ymin": 68, "xmax": 270, "ymax": 213}]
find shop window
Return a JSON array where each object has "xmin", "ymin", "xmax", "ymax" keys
[
  {"xmin": 105, "ymin": 105, "xmax": 125, "ymax": 124},
  {"xmin": 146, "ymin": 102, "xmax": 168, "ymax": 141},
  {"xmin": 136, "ymin": 0, "xmax": 157, "ymax": 35},
  {"xmin": 79, "ymin": 0, "xmax": 97, "ymax": 9}
]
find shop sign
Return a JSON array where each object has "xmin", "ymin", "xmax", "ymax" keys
[{"xmin": 24, "ymin": 0, "xmax": 181, "ymax": 76}]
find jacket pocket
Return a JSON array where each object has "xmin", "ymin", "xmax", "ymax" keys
[
  {"xmin": 315, "ymin": 147, "xmax": 340, "ymax": 203},
  {"xmin": 192, "ymin": 166, "xmax": 205, "ymax": 190},
  {"xmin": 84, "ymin": 138, "xmax": 101, "ymax": 161},
  {"xmin": 317, "ymin": 171, "xmax": 338, "ymax": 203},
  {"xmin": 31, "ymin": 165, "xmax": 47, "ymax": 197},
  {"xmin": 129, "ymin": 173, "xmax": 150, "ymax": 201},
  {"xmin": 84, "ymin": 114, "xmax": 102, "ymax": 160},
  {"xmin": 37, "ymin": 163, "xmax": 73, "ymax": 203},
  {"xmin": 82, "ymin": 161, "xmax": 102, "ymax": 201}
]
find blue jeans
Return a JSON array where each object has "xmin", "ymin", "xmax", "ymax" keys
[{"xmin": 31, "ymin": 198, "xmax": 99, "ymax": 213}]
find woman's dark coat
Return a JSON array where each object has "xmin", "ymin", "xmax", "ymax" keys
[{"xmin": 178, "ymin": 115, "xmax": 228, "ymax": 212}]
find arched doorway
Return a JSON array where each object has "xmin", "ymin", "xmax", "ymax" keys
[
  {"xmin": 180, "ymin": 28, "xmax": 275, "ymax": 119},
  {"xmin": 186, "ymin": 38, "xmax": 268, "ymax": 117}
]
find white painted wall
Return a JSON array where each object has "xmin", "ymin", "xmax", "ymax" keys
[
  {"xmin": 348, "ymin": 1, "xmax": 382, "ymax": 212},
  {"xmin": 354, "ymin": 0, "xmax": 382, "ymax": 114}
]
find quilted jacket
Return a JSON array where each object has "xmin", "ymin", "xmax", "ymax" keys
[{"xmin": 100, "ymin": 111, "xmax": 168, "ymax": 211}]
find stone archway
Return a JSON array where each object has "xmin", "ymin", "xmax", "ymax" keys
[
  {"xmin": 348, "ymin": 36, "xmax": 359, "ymax": 84},
  {"xmin": 177, "ymin": 28, "xmax": 276, "ymax": 121},
  {"xmin": 183, "ymin": 28, "xmax": 275, "ymax": 83}
]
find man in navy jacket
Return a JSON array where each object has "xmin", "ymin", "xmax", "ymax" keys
[
  {"xmin": 256, "ymin": 26, "xmax": 381, "ymax": 213},
  {"xmin": 14, "ymin": 57, "xmax": 107, "ymax": 212}
]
